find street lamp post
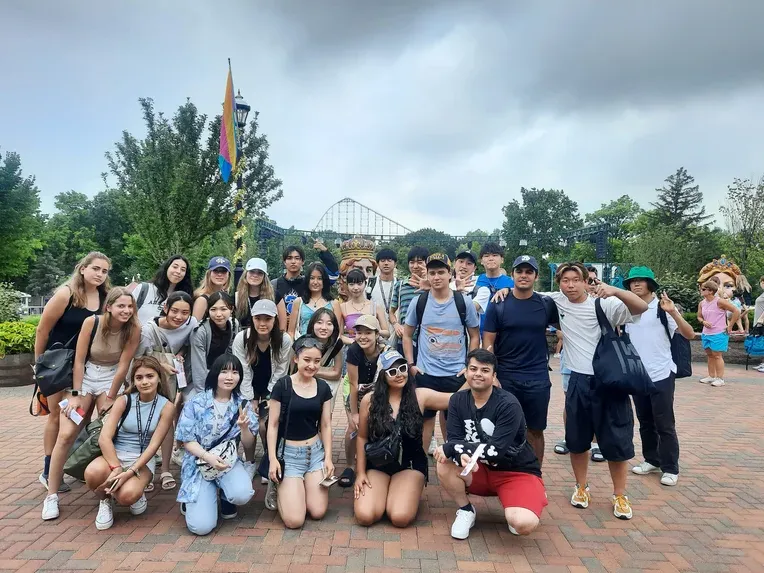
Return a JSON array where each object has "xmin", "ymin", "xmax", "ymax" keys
[{"xmin": 233, "ymin": 90, "xmax": 251, "ymax": 288}]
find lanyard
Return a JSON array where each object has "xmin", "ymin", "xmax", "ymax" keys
[{"xmin": 135, "ymin": 397, "xmax": 159, "ymax": 454}]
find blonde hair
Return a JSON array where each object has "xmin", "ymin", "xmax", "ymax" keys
[
  {"xmin": 66, "ymin": 251, "xmax": 111, "ymax": 308},
  {"xmin": 194, "ymin": 269, "xmax": 232, "ymax": 298},
  {"xmin": 554, "ymin": 261, "xmax": 588, "ymax": 284},
  {"xmin": 100, "ymin": 287, "xmax": 140, "ymax": 350},
  {"xmin": 737, "ymin": 275, "xmax": 752, "ymax": 293},
  {"xmin": 235, "ymin": 269, "xmax": 275, "ymax": 321}
]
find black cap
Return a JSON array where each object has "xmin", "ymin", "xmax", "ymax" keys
[
  {"xmin": 455, "ymin": 251, "xmax": 477, "ymax": 265},
  {"xmin": 376, "ymin": 248, "xmax": 397, "ymax": 263},
  {"xmin": 512, "ymin": 255, "xmax": 539, "ymax": 272}
]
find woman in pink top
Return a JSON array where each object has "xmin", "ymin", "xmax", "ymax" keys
[{"xmin": 697, "ymin": 280, "xmax": 739, "ymax": 387}]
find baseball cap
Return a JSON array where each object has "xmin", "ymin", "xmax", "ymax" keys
[
  {"xmin": 512, "ymin": 255, "xmax": 539, "ymax": 272},
  {"xmin": 245, "ymin": 258, "xmax": 268, "ymax": 273},
  {"xmin": 354, "ymin": 314, "xmax": 380, "ymax": 332},
  {"xmin": 455, "ymin": 251, "xmax": 477, "ymax": 265},
  {"xmin": 251, "ymin": 299, "xmax": 277, "ymax": 317},
  {"xmin": 379, "ymin": 348, "xmax": 406, "ymax": 370},
  {"xmin": 208, "ymin": 256, "xmax": 231, "ymax": 272},
  {"xmin": 426, "ymin": 253, "xmax": 452, "ymax": 270}
]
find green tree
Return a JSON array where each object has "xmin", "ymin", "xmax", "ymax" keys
[
  {"xmin": 26, "ymin": 251, "xmax": 66, "ymax": 297},
  {"xmin": 719, "ymin": 176, "xmax": 764, "ymax": 273},
  {"xmin": 585, "ymin": 195, "xmax": 643, "ymax": 263},
  {"xmin": 650, "ymin": 167, "xmax": 713, "ymax": 233},
  {"xmin": 399, "ymin": 228, "xmax": 459, "ymax": 259},
  {"xmin": 0, "ymin": 150, "xmax": 44, "ymax": 281},
  {"xmin": 105, "ymin": 98, "xmax": 283, "ymax": 272}
]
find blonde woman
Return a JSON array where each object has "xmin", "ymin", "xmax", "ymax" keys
[
  {"xmin": 192, "ymin": 257, "xmax": 233, "ymax": 321},
  {"xmin": 235, "ymin": 258, "xmax": 287, "ymax": 331},
  {"xmin": 42, "ymin": 287, "xmax": 142, "ymax": 521},
  {"xmin": 34, "ymin": 251, "xmax": 111, "ymax": 494}
]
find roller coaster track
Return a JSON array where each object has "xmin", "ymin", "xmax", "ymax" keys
[{"xmin": 313, "ymin": 197, "xmax": 412, "ymax": 238}]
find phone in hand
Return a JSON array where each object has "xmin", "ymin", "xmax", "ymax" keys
[
  {"xmin": 460, "ymin": 444, "xmax": 486, "ymax": 477},
  {"xmin": 105, "ymin": 478, "xmax": 119, "ymax": 494},
  {"xmin": 320, "ymin": 475, "xmax": 339, "ymax": 488}
]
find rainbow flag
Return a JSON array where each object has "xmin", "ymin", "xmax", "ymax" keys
[{"xmin": 218, "ymin": 63, "xmax": 240, "ymax": 183}]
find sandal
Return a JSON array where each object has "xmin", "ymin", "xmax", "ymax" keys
[
  {"xmin": 338, "ymin": 467, "xmax": 355, "ymax": 488},
  {"xmin": 591, "ymin": 447, "xmax": 605, "ymax": 462},
  {"xmin": 160, "ymin": 471, "xmax": 177, "ymax": 490},
  {"xmin": 145, "ymin": 482, "xmax": 155, "ymax": 493},
  {"xmin": 554, "ymin": 440, "xmax": 569, "ymax": 455}
]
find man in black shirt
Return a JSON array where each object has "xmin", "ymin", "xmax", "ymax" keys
[
  {"xmin": 435, "ymin": 349, "xmax": 547, "ymax": 540},
  {"xmin": 271, "ymin": 241, "xmax": 339, "ymax": 317},
  {"xmin": 482, "ymin": 255, "xmax": 558, "ymax": 465}
]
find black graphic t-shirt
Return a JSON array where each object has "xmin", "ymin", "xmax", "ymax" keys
[{"xmin": 443, "ymin": 388, "xmax": 541, "ymax": 477}]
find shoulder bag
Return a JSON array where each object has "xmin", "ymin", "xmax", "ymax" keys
[
  {"xmin": 364, "ymin": 409, "xmax": 403, "ymax": 472},
  {"xmin": 146, "ymin": 321, "xmax": 179, "ymax": 401},
  {"xmin": 35, "ymin": 314, "xmax": 99, "ymax": 397},
  {"xmin": 657, "ymin": 306, "xmax": 693, "ymax": 378},
  {"xmin": 196, "ymin": 399, "xmax": 247, "ymax": 481}
]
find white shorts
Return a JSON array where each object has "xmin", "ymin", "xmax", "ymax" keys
[
  {"xmin": 116, "ymin": 449, "xmax": 157, "ymax": 477},
  {"xmin": 81, "ymin": 363, "xmax": 118, "ymax": 396}
]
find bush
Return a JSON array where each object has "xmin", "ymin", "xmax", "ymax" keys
[
  {"xmin": 658, "ymin": 272, "xmax": 700, "ymax": 313},
  {"xmin": 22, "ymin": 315, "xmax": 41, "ymax": 326},
  {"xmin": 0, "ymin": 283, "xmax": 21, "ymax": 323},
  {"xmin": 682, "ymin": 312, "xmax": 701, "ymax": 333},
  {"xmin": 0, "ymin": 321, "xmax": 37, "ymax": 358}
]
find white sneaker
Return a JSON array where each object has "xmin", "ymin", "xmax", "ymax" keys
[
  {"xmin": 711, "ymin": 378, "xmax": 725, "ymax": 387},
  {"xmin": 508, "ymin": 524, "xmax": 519, "ymax": 536},
  {"xmin": 265, "ymin": 480, "xmax": 278, "ymax": 511},
  {"xmin": 261, "ymin": 476, "xmax": 269, "ymax": 485},
  {"xmin": 171, "ymin": 448, "xmax": 184, "ymax": 467},
  {"xmin": 570, "ymin": 484, "xmax": 591, "ymax": 509},
  {"xmin": 41, "ymin": 494, "xmax": 59, "ymax": 520},
  {"xmin": 130, "ymin": 494, "xmax": 148, "ymax": 515},
  {"xmin": 632, "ymin": 461, "xmax": 660, "ymax": 475},
  {"xmin": 612, "ymin": 494, "xmax": 633, "ymax": 520},
  {"xmin": 95, "ymin": 499, "xmax": 114, "ymax": 530},
  {"xmin": 699, "ymin": 376, "xmax": 715, "ymax": 384},
  {"xmin": 660, "ymin": 473, "xmax": 679, "ymax": 486},
  {"xmin": 755, "ymin": 364, "xmax": 764, "ymax": 372},
  {"xmin": 39, "ymin": 473, "xmax": 71, "ymax": 493},
  {"xmin": 450, "ymin": 507, "xmax": 476, "ymax": 540},
  {"xmin": 428, "ymin": 436, "xmax": 438, "ymax": 456}
]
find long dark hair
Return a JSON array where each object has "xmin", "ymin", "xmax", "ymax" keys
[
  {"xmin": 152, "ymin": 255, "xmax": 193, "ymax": 300},
  {"xmin": 205, "ymin": 354, "xmax": 244, "ymax": 398},
  {"xmin": 206, "ymin": 291, "xmax": 234, "ymax": 322},
  {"xmin": 300, "ymin": 262, "xmax": 333, "ymax": 303},
  {"xmin": 163, "ymin": 290, "xmax": 194, "ymax": 318},
  {"xmin": 306, "ymin": 307, "xmax": 340, "ymax": 355},
  {"xmin": 245, "ymin": 314, "xmax": 283, "ymax": 366},
  {"xmin": 367, "ymin": 359, "xmax": 422, "ymax": 442}
]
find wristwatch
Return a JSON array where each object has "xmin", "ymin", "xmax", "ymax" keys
[{"xmin": 71, "ymin": 390, "xmax": 80, "ymax": 397}]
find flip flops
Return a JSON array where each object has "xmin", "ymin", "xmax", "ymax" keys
[
  {"xmin": 591, "ymin": 447, "xmax": 605, "ymax": 462},
  {"xmin": 554, "ymin": 440, "xmax": 569, "ymax": 455}
]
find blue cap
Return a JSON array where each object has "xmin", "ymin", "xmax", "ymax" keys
[
  {"xmin": 208, "ymin": 256, "xmax": 231, "ymax": 272},
  {"xmin": 512, "ymin": 255, "xmax": 539, "ymax": 272},
  {"xmin": 379, "ymin": 349, "xmax": 406, "ymax": 370}
]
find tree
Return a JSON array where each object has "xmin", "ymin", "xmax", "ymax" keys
[
  {"xmin": 585, "ymin": 195, "xmax": 642, "ymax": 240},
  {"xmin": 105, "ymin": 98, "xmax": 283, "ymax": 271},
  {"xmin": 399, "ymin": 228, "xmax": 460, "ymax": 258},
  {"xmin": 650, "ymin": 167, "xmax": 713, "ymax": 232},
  {"xmin": 26, "ymin": 251, "xmax": 66, "ymax": 297},
  {"xmin": 0, "ymin": 150, "xmax": 44, "ymax": 281},
  {"xmin": 501, "ymin": 187, "xmax": 582, "ymax": 257},
  {"xmin": 719, "ymin": 176, "xmax": 764, "ymax": 273}
]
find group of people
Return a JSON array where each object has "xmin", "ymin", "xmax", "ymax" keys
[{"xmin": 34, "ymin": 237, "xmax": 736, "ymax": 539}]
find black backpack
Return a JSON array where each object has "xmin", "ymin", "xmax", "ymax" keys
[
  {"xmin": 592, "ymin": 299, "xmax": 655, "ymax": 395},
  {"xmin": 657, "ymin": 306, "xmax": 693, "ymax": 379},
  {"xmin": 414, "ymin": 290, "xmax": 469, "ymax": 343}
]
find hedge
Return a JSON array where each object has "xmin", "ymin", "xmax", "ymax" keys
[{"xmin": 0, "ymin": 321, "xmax": 37, "ymax": 358}]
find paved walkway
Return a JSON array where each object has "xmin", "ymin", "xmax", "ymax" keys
[{"xmin": 1, "ymin": 361, "xmax": 763, "ymax": 572}]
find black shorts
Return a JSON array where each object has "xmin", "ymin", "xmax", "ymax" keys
[
  {"xmin": 366, "ymin": 450, "xmax": 429, "ymax": 482},
  {"xmin": 414, "ymin": 372, "xmax": 465, "ymax": 419},
  {"xmin": 565, "ymin": 372, "xmax": 634, "ymax": 462},
  {"xmin": 499, "ymin": 378, "xmax": 551, "ymax": 431}
]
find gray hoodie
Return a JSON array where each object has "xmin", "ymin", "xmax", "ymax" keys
[{"xmin": 188, "ymin": 318, "xmax": 240, "ymax": 399}]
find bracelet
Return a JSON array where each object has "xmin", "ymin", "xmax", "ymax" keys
[
  {"xmin": 129, "ymin": 467, "xmax": 140, "ymax": 477},
  {"xmin": 108, "ymin": 463, "xmax": 120, "ymax": 471}
]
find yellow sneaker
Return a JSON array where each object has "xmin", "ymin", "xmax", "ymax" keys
[
  {"xmin": 570, "ymin": 483, "xmax": 591, "ymax": 509},
  {"xmin": 612, "ymin": 494, "xmax": 633, "ymax": 520}
]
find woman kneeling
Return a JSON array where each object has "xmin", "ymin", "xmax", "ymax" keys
[
  {"xmin": 267, "ymin": 336, "xmax": 335, "ymax": 529},
  {"xmin": 84, "ymin": 356, "xmax": 175, "ymax": 530},
  {"xmin": 175, "ymin": 354, "xmax": 258, "ymax": 535},
  {"xmin": 354, "ymin": 349, "xmax": 452, "ymax": 528}
]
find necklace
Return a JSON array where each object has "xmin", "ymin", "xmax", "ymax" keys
[
  {"xmin": 309, "ymin": 296, "xmax": 324, "ymax": 309},
  {"xmin": 349, "ymin": 300, "xmax": 366, "ymax": 313}
]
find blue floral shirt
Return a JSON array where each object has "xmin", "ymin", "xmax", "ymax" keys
[{"xmin": 174, "ymin": 389, "xmax": 258, "ymax": 503}]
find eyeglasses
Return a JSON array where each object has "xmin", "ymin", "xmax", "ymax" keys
[{"xmin": 385, "ymin": 363, "xmax": 408, "ymax": 377}]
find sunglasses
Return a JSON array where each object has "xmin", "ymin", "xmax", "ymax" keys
[
  {"xmin": 385, "ymin": 363, "xmax": 408, "ymax": 377},
  {"xmin": 293, "ymin": 337, "xmax": 324, "ymax": 352}
]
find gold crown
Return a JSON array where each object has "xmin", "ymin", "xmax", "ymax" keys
[
  {"xmin": 698, "ymin": 255, "xmax": 741, "ymax": 284},
  {"xmin": 340, "ymin": 236, "xmax": 376, "ymax": 260}
]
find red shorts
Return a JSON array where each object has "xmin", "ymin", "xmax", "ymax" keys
[{"xmin": 467, "ymin": 465, "xmax": 548, "ymax": 518}]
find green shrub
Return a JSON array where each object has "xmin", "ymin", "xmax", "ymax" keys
[
  {"xmin": 682, "ymin": 312, "xmax": 701, "ymax": 333},
  {"xmin": 658, "ymin": 272, "xmax": 700, "ymax": 313},
  {"xmin": 0, "ymin": 283, "xmax": 21, "ymax": 323},
  {"xmin": 22, "ymin": 315, "xmax": 41, "ymax": 326},
  {"xmin": 0, "ymin": 321, "xmax": 37, "ymax": 358}
]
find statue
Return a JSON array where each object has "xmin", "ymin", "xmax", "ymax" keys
[
  {"xmin": 338, "ymin": 237, "xmax": 377, "ymax": 301},
  {"xmin": 698, "ymin": 255, "xmax": 741, "ymax": 299}
]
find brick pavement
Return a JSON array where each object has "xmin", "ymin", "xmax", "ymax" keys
[{"xmin": 1, "ymin": 360, "xmax": 763, "ymax": 572}]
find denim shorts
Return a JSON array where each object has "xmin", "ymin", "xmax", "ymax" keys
[{"xmin": 282, "ymin": 440, "xmax": 326, "ymax": 479}]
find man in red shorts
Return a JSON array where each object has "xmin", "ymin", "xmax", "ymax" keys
[{"xmin": 435, "ymin": 349, "xmax": 547, "ymax": 539}]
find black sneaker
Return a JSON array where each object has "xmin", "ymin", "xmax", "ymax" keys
[{"xmin": 220, "ymin": 497, "xmax": 237, "ymax": 520}]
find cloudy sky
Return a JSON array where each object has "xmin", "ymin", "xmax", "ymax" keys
[{"xmin": 3, "ymin": 1, "xmax": 764, "ymax": 235}]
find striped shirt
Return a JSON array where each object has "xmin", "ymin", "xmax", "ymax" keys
[{"xmin": 391, "ymin": 280, "xmax": 421, "ymax": 324}]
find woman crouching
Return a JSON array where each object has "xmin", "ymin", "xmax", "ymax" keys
[
  {"xmin": 84, "ymin": 356, "xmax": 175, "ymax": 530},
  {"xmin": 175, "ymin": 354, "xmax": 258, "ymax": 535}
]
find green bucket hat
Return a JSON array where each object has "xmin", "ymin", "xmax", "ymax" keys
[{"xmin": 623, "ymin": 266, "xmax": 659, "ymax": 289}]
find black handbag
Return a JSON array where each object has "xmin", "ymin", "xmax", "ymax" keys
[
  {"xmin": 657, "ymin": 307, "xmax": 693, "ymax": 378},
  {"xmin": 258, "ymin": 376, "xmax": 293, "ymax": 480},
  {"xmin": 593, "ymin": 299, "xmax": 655, "ymax": 396},
  {"xmin": 364, "ymin": 413, "xmax": 403, "ymax": 472},
  {"xmin": 34, "ymin": 318, "xmax": 99, "ymax": 397}
]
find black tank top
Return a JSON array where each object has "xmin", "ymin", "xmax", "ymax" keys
[{"xmin": 46, "ymin": 288, "xmax": 107, "ymax": 349}]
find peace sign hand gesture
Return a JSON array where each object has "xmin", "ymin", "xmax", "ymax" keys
[{"xmin": 659, "ymin": 292, "xmax": 676, "ymax": 314}]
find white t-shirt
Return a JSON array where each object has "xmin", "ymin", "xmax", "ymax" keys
[
  {"xmin": 625, "ymin": 297, "xmax": 677, "ymax": 382},
  {"xmin": 542, "ymin": 292, "xmax": 637, "ymax": 375},
  {"xmin": 370, "ymin": 278, "xmax": 396, "ymax": 313},
  {"xmin": 131, "ymin": 283, "xmax": 165, "ymax": 326}
]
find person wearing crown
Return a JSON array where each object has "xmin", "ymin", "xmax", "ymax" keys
[{"xmin": 338, "ymin": 237, "xmax": 378, "ymax": 302}]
